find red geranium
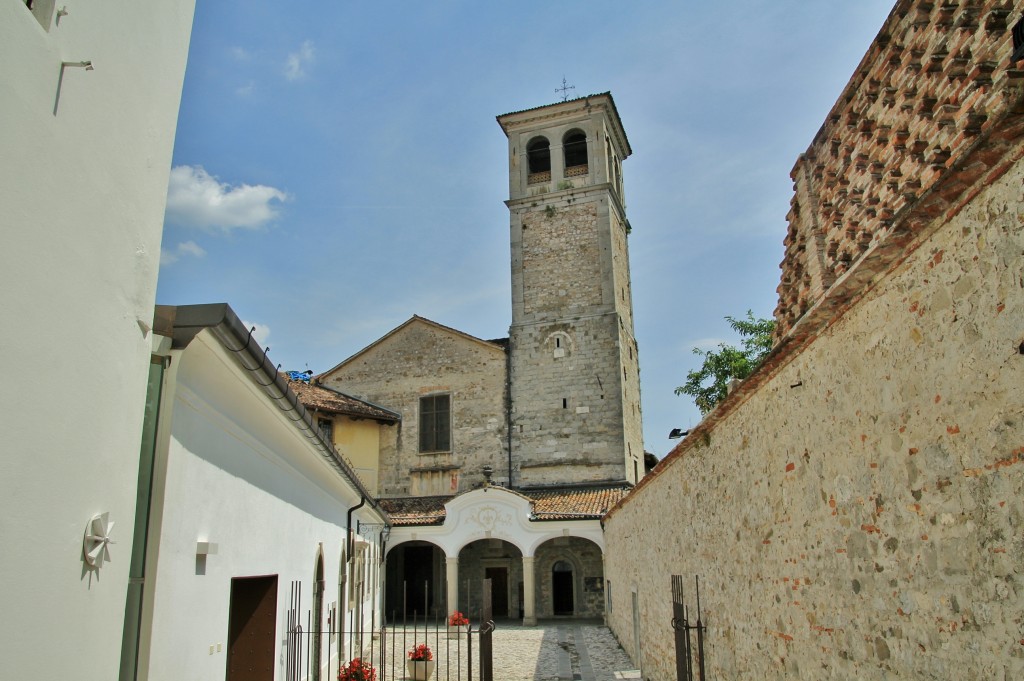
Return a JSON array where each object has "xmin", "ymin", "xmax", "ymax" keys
[
  {"xmin": 407, "ymin": 643, "xmax": 433, "ymax": 661},
  {"xmin": 338, "ymin": 657, "xmax": 376, "ymax": 681},
  {"xmin": 447, "ymin": 610, "xmax": 469, "ymax": 626}
]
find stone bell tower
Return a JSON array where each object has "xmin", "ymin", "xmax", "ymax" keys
[{"xmin": 497, "ymin": 93, "xmax": 643, "ymax": 488}]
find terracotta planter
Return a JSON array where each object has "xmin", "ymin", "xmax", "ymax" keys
[
  {"xmin": 405, "ymin": 659, "xmax": 435, "ymax": 680},
  {"xmin": 446, "ymin": 624, "xmax": 468, "ymax": 639}
]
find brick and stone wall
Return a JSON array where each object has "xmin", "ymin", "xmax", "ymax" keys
[{"xmin": 604, "ymin": 2, "xmax": 1024, "ymax": 678}]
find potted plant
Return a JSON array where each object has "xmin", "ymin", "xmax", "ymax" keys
[
  {"xmin": 338, "ymin": 657, "xmax": 376, "ymax": 681},
  {"xmin": 406, "ymin": 643, "xmax": 435, "ymax": 681},
  {"xmin": 447, "ymin": 610, "xmax": 469, "ymax": 639}
]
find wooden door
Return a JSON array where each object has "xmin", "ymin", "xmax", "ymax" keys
[{"xmin": 226, "ymin": 575, "xmax": 278, "ymax": 681}]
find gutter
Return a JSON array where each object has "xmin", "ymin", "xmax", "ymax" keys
[{"xmin": 153, "ymin": 303, "xmax": 391, "ymax": 523}]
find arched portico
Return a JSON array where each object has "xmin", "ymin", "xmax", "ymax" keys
[
  {"xmin": 384, "ymin": 539, "xmax": 445, "ymax": 620},
  {"xmin": 384, "ymin": 487, "xmax": 608, "ymax": 625}
]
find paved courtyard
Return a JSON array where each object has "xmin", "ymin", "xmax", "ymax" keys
[{"xmin": 373, "ymin": 620, "xmax": 640, "ymax": 681}]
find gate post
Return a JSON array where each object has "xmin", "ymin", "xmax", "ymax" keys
[{"xmin": 480, "ymin": 578, "xmax": 494, "ymax": 681}]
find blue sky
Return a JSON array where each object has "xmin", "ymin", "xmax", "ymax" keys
[{"xmin": 157, "ymin": 1, "xmax": 896, "ymax": 458}]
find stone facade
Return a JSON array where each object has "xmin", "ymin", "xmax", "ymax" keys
[
  {"xmin": 603, "ymin": 2, "xmax": 1024, "ymax": 678},
  {"xmin": 501, "ymin": 94, "xmax": 644, "ymax": 488},
  {"xmin": 319, "ymin": 317, "xmax": 509, "ymax": 495}
]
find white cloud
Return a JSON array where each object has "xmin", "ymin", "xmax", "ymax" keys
[
  {"xmin": 160, "ymin": 240, "xmax": 207, "ymax": 266},
  {"xmin": 686, "ymin": 337, "xmax": 730, "ymax": 352},
  {"xmin": 284, "ymin": 40, "xmax": 315, "ymax": 81},
  {"xmin": 241, "ymin": 320, "xmax": 271, "ymax": 347},
  {"xmin": 229, "ymin": 46, "xmax": 252, "ymax": 61},
  {"xmin": 235, "ymin": 81, "xmax": 256, "ymax": 97},
  {"xmin": 165, "ymin": 165, "xmax": 288, "ymax": 231}
]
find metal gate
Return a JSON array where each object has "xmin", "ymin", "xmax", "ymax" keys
[
  {"xmin": 670, "ymin": 575, "xmax": 707, "ymax": 681},
  {"xmin": 286, "ymin": 579, "xmax": 494, "ymax": 681}
]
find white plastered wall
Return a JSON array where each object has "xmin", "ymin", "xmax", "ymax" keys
[
  {"xmin": 144, "ymin": 330, "xmax": 386, "ymax": 679},
  {"xmin": 0, "ymin": 3, "xmax": 194, "ymax": 680}
]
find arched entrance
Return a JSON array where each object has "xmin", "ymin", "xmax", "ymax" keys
[
  {"xmin": 551, "ymin": 560, "xmax": 574, "ymax": 615},
  {"xmin": 384, "ymin": 541, "xmax": 445, "ymax": 620},
  {"xmin": 534, "ymin": 536, "xmax": 604, "ymax": 618},
  {"xmin": 458, "ymin": 539, "xmax": 523, "ymax": 620}
]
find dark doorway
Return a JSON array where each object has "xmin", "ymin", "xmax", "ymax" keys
[
  {"xmin": 485, "ymin": 567, "xmax": 509, "ymax": 618},
  {"xmin": 386, "ymin": 544, "xmax": 438, "ymax": 618},
  {"xmin": 552, "ymin": 561, "xmax": 574, "ymax": 616},
  {"xmin": 226, "ymin": 575, "xmax": 278, "ymax": 681}
]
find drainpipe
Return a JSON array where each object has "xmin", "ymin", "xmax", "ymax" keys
[
  {"xmin": 347, "ymin": 496, "xmax": 366, "ymax": 563},
  {"xmin": 505, "ymin": 339, "xmax": 513, "ymax": 486}
]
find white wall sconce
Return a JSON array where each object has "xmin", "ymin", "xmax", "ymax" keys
[
  {"xmin": 196, "ymin": 540, "xmax": 218, "ymax": 575},
  {"xmin": 196, "ymin": 541, "xmax": 218, "ymax": 555},
  {"xmin": 82, "ymin": 512, "xmax": 115, "ymax": 569}
]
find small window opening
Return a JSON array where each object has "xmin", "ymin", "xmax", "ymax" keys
[
  {"xmin": 556, "ymin": 337, "xmax": 561, "ymax": 348},
  {"xmin": 562, "ymin": 398, "xmax": 568, "ymax": 409},
  {"xmin": 527, "ymin": 137, "xmax": 551, "ymax": 183},
  {"xmin": 563, "ymin": 130, "xmax": 588, "ymax": 175}
]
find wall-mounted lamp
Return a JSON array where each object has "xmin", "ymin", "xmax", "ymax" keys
[
  {"xmin": 62, "ymin": 60, "xmax": 93, "ymax": 71},
  {"xmin": 196, "ymin": 541, "xmax": 219, "ymax": 555},
  {"xmin": 668, "ymin": 428, "xmax": 689, "ymax": 439}
]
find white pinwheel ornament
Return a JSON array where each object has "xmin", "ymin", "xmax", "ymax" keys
[{"xmin": 82, "ymin": 512, "xmax": 115, "ymax": 569}]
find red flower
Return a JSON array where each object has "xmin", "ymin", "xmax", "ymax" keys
[
  {"xmin": 447, "ymin": 610, "xmax": 469, "ymax": 626},
  {"xmin": 407, "ymin": 643, "xmax": 433, "ymax": 661},
  {"xmin": 338, "ymin": 657, "xmax": 376, "ymax": 681}
]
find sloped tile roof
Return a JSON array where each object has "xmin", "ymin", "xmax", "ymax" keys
[
  {"xmin": 527, "ymin": 485, "xmax": 631, "ymax": 521},
  {"xmin": 379, "ymin": 496, "xmax": 453, "ymax": 526},
  {"xmin": 378, "ymin": 485, "xmax": 632, "ymax": 526},
  {"xmin": 287, "ymin": 377, "xmax": 400, "ymax": 423}
]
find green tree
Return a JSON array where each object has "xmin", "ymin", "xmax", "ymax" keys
[{"xmin": 675, "ymin": 311, "xmax": 776, "ymax": 415}]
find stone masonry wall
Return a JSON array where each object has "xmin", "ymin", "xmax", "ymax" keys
[
  {"xmin": 605, "ymin": 3, "xmax": 1024, "ymax": 675},
  {"xmin": 604, "ymin": 133, "xmax": 1024, "ymax": 680},
  {"xmin": 510, "ymin": 312, "xmax": 628, "ymax": 487},
  {"xmin": 321, "ymin": 319, "xmax": 508, "ymax": 495},
  {"xmin": 522, "ymin": 204, "xmax": 603, "ymax": 316}
]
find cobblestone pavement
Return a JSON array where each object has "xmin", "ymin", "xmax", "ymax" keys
[{"xmin": 374, "ymin": 620, "xmax": 639, "ymax": 680}]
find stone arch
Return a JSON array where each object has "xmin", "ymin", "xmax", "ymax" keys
[
  {"xmin": 533, "ymin": 535, "xmax": 605, "ymax": 618},
  {"xmin": 457, "ymin": 538, "xmax": 524, "ymax": 620},
  {"xmin": 546, "ymin": 330, "xmax": 575, "ymax": 358},
  {"xmin": 312, "ymin": 544, "xmax": 326, "ymax": 680},
  {"xmin": 527, "ymin": 136, "xmax": 551, "ymax": 178},
  {"xmin": 563, "ymin": 129, "xmax": 588, "ymax": 172},
  {"xmin": 384, "ymin": 539, "xmax": 446, "ymax": 620}
]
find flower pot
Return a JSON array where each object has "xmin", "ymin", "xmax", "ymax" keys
[
  {"xmin": 405, "ymin": 659, "xmax": 435, "ymax": 680},
  {"xmin": 446, "ymin": 624, "xmax": 468, "ymax": 639}
]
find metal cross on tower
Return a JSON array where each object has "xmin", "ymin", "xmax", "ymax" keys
[{"xmin": 555, "ymin": 77, "xmax": 575, "ymax": 102}]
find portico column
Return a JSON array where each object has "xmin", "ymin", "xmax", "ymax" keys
[
  {"xmin": 446, "ymin": 555, "xmax": 459, "ymax": 614},
  {"xmin": 522, "ymin": 555, "xmax": 537, "ymax": 626}
]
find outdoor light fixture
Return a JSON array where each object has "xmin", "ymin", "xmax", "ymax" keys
[
  {"xmin": 82, "ymin": 512, "xmax": 115, "ymax": 569},
  {"xmin": 482, "ymin": 465, "xmax": 493, "ymax": 486},
  {"xmin": 62, "ymin": 60, "xmax": 93, "ymax": 70},
  {"xmin": 668, "ymin": 428, "xmax": 689, "ymax": 439}
]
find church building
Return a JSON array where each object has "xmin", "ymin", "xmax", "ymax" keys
[{"xmin": 306, "ymin": 93, "xmax": 643, "ymax": 624}]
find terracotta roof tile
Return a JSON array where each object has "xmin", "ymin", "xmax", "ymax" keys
[
  {"xmin": 286, "ymin": 377, "xmax": 400, "ymax": 423},
  {"xmin": 378, "ymin": 485, "xmax": 631, "ymax": 526},
  {"xmin": 379, "ymin": 496, "xmax": 453, "ymax": 526},
  {"xmin": 527, "ymin": 485, "xmax": 631, "ymax": 521}
]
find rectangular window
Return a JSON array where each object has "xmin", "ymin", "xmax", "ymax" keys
[
  {"xmin": 318, "ymin": 417, "xmax": 333, "ymax": 443},
  {"xmin": 419, "ymin": 394, "xmax": 450, "ymax": 452}
]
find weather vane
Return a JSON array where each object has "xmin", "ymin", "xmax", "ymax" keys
[{"xmin": 555, "ymin": 77, "xmax": 575, "ymax": 102}]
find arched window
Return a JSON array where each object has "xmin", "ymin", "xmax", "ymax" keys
[
  {"xmin": 527, "ymin": 137, "xmax": 551, "ymax": 184},
  {"xmin": 563, "ymin": 130, "xmax": 588, "ymax": 175}
]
